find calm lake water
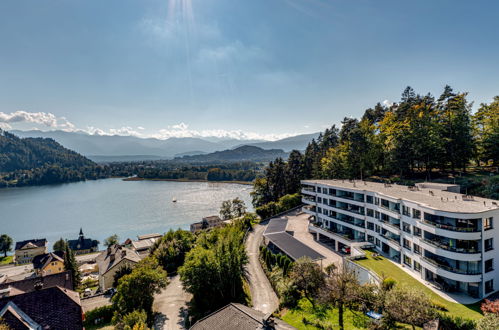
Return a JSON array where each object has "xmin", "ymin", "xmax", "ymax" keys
[{"xmin": 0, "ymin": 179, "xmax": 253, "ymax": 250}]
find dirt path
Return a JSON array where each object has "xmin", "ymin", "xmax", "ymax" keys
[{"xmin": 245, "ymin": 223, "xmax": 279, "ymax": 315}]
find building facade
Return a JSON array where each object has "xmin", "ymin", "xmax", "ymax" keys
[
  {"xmin": 33, "ymin": 252, "xmax": 65, "ymax": 276},
  {"xmin": 302, "ymin": 180, "xmax": 499, "ymax": 299},
  {"xmin": 14, "ymin": 239, "xmax": 48, "ymax": 265},
  {"xmin": 67, "ymin": 228, "xmax": 99, "ymax": 255}
]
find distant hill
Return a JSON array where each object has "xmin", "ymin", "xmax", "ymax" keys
[
  {"xmin": 175, "ymin": 145, "xmax": 289, "ymax": 163},
  {"xmin": 0, "ymin": 129, "xmax": 95, "ymax": 172},
  {"xmin": 12, "ymin": 130, "xmax": 320, "ymax": 160},
  {"xmin": 242, "ymin": 132, "xmax": 321, "ymax": 151},
  {"xmin": 87, "ymin": 155, "xmax": 167, "ymax": 163},
  {"xmin": 174, "ymin": 150, "xmax": 207, "ymax": 158}
]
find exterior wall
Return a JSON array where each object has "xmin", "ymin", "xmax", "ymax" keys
[
  {"xmin": 14, "ymin": 246, "xmax": 47, "ymax": 265},
  {"xmin": 302, "ymin": 180, "xmax": 499, "ymax": 299},
  {"xmin": 37, "ymin": 260, "xmax": 65, "ymax": 275},
  {"xmin": 99, "ymin": 259, "xmax": 137, "ymax": 291}
]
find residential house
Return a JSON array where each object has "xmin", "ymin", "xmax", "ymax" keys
[
  {"xmin": 190, "ymin": 215, "xmax": 225, "ymax": 233},
  {"xmin": 14, "ymin": 239, "xmax": 47, "ymax": 265},
  {"xmin": 96, "ymin": 244, "xmax": 141, "ymax": 291},
  {"xmin": 124, "ymin": 233, "xmax": 162, "ymax": 258},
  {"xmin": 302, "ymin": 179, "xmax": 499, "ymax": 299},
  {"xmin": 0, "ymin": 286, "xmax": 83, "ymax": 329},
  {"xmin": 0, "ymin": 271, "xmax": 74, "ymax": 297},
  {"xmin": 67, "ymin": 228, "xmax": 99, "ymax": 255},
  {"xmin": 32, "ymin": 252, "xmax": 65, "ymax": 276},
  {"xmin": 190, "ymin": 303, "xmax": 295, "ymax": 330}
]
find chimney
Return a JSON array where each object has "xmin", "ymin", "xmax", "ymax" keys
[
  {"xmin": 107, "ymin": 247, "xmax": 112, "ymax": 255},
  {"xmin": 34, "ymin": 280, "xmax": 43, "ymax": 291},
  {"xmin": 121, "ymin": 250, "xmax": 126, "ymax": 257}
]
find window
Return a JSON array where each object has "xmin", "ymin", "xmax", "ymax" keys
[
  {"xmin": 375, "ymin": 238, "xmax": 381, "ymax": 247},
  {"xmin": 403, "ymin": 239, "xmax": 411, "ymax": 250},
  {"xmin": 366, "ymin": 195, "xmax": 373, "ymax": 204},
  {"xmin": 403, "ymin": 255, "xmax": 412, "ymax": 267},
  {"xmin": 317, "ymin": 207, "xmax": 322, "ymax": 214},
  {"xmin": 414, "ymin": 261, "xmax": 421, "ymax": 272},
  {"xmin": 317, "ymin": 197, "xmax": 322, "ymax": 204},
  {"xmin": 329, "ymin": 188, "xmax": 336, "ymax": 195},
  {"xmin": 485, "ymin": 238, "xmax": 494, "ymax": 252},
  {"xmin": 413, "ymin": 244, "xmax": 421, "ymax": 255},
  {"xmin": 367, "ymin": 235, "xmax": 375, "ymax": 243},
  {"xmin": 485, "ymin": 280, "xmax": 494, "ymax": 294},
  {"xmin": 375, "ymin": 211, "xmax": 380, "ymax": 219},
  {"xmin": 367, "ymin": 222, "xmax": 374, "ymax": 231},
  {"xmin": 413, "ymin": 227, "xmax": 422, "ymax": 237},
  {"xmin": 367, "ymin": 209, "xmax": 374, "ymax": 217},
  {"xmin": 402, "ymin": 205, "xmax": 411, "ymax": 217},
  {"xmin": 374, "ymin": 197, "xmax": 379, "ymax": 205},
  {"xmin": 412, "ymin": 209, "xmax": 421, "ymax": 219},
  {"xmin": 375, "ymin": 225, "xmax": 380, "ymax": 233},
  {"xmin": 485, "ymin": 259, "xmax": 494, "ymax": 273},
  {"xmin": 484, "ymin": 217, "xmax": 493, "ymax": 231},
  {"xmin": 402, "ymin": 222, "xmax": 411, "ymax": 234}
]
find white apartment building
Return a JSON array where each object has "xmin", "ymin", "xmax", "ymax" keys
[{"xmin": 301, "ymin": 179, "xmax": 499, "ymax": 299}]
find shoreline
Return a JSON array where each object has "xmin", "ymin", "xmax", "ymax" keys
[{"xmin": 122, "ymin": 177, "xmax": 253, "ymax": 186}]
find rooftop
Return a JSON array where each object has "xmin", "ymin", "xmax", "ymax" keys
[
  {"xmin": 32, "ymin": 252, "xmax": 64, "ymax": 270},
  {"xmin": 0, "ymin": 271, "xmax": 74, "ymax": 296},
  {"xmin": 0, "ymin": 286, "xmax": 82, "ymax": 329},
  {"xmin": 137, "ymin": 233, "xmax": 162, "ymax": 240},
  {"xmin": 264, "ymin": 216, "xmax": 324, "ymax": 261},
  {"xmin": 190, "ymin": 303, "xmax": 295, "ymax": 330},
  {"xmin": 302, "ymin": 179, "xmax": 499, "ymax": 213},
  {"xmin": 96, "ymin": 244, "xmax": 141, "ymax": 276},
  {"xmin": 14, "ymin": 239, "xmax": 47, "ymax": 251}
]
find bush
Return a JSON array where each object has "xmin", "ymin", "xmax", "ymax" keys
[
  {"xmin": 430, "ymin": 300, "xmax": 448, "ymax": 312},
  {"xmin": 255, "ymin": 193, "xmax": 302, "ymax": 219},
  {"xmin": 438, "ymin": 313, "xmax": 476, "ymax": 330},
  {"xmin": 84, "ymin": 305, "xmax": 114, "ymax": 326},
  {"xmin": 382, "ymin": 277, "xmax": 397, "ymax": 291}
]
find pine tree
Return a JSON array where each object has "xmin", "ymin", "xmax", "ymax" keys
[{"xmin": 64, "ymin": 245, "xmax": 81, "ymax": 288}]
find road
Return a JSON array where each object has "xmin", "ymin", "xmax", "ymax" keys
[
  {"xmin": 153, "ymin": 275, "xmax": 191, "ymax": 330},
  {"xmin": 245, "ymin": 223, "xmax": 279, "ymax": 315}
]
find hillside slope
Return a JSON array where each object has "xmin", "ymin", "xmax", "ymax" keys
[
  {"xmin": 0, "ymin": 129, "xmax": 95, "ymax": 172},
  {"xmin": 175, "ymin": 145, "xmax": 288, "ymax": 162}
]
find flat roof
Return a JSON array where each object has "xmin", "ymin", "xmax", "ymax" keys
[
  {"xmin": 302, "ymin": 180, "xmax": 499, "ymax": 213},
  {"xmin": 264, "ymin": 232, "xmax": 324, "ymax": 261},
  {"xmin": 264, "ymin": 217, "xmax": 288, "ymax": 235}
]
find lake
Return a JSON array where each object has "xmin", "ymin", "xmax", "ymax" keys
[{"xmin": 0, "ymin": 179, "xmax": 253, "ymax": 250}]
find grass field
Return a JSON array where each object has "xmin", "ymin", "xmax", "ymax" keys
[
  {"xmin": 355, "ymin": 251, "xmax": 483, "ymax": 320},
  {"xmin": 281, "ymin": 299, "xmax": 372, "ymax": 330},
  {"xmin": 0, "ymin": 256, "xmax": 13, "ymax": 265}
]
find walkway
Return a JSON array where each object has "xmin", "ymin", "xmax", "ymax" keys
[
  {"xmin": 245, "ymin": 223, "xmax": 279, "ymax": 315},
  {"xmin": 153, "ymin": 275, "xmax": 191, "ymax": 330}
]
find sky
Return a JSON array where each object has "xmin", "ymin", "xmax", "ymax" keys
[{"xmin": 0, "ymin": 0, "xmax": 498, "ymax": 141}]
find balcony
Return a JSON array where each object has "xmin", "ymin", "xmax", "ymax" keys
[
  {"xmin": 309, "ymin": 222, "xmax": 364, "ymax": 242},
  {"xmin": 379, "ymin": 218, "xmax": 401, "ymax": 230},
  {"xmin": 421, "ymin": 219, "xmax": 480, "ymax": 233},
  {"xmin": 422, "ymin": 237, "xmax": 481, "ymax": 254},
  {"xmin": 381, "ymin": 233, "xmax": 400, "ymax": 246},
  {"xmin": 423, "ymin": 257, "xmax": 482, "ymax": 276}
]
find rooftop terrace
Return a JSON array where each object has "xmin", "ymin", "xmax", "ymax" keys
[{"xmin": 302, "ymin": 179, "xmax": 499, "ymax": 213}]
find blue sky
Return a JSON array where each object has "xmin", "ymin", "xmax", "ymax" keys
[{"xmin": 0, "ymin": 0, "xmax": 498, "ymax": 140}]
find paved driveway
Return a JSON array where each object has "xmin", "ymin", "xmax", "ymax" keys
[
  {"xmin": 245, "ymin": 223, "xmax": 279, "ymax": 315},
  {"xmin": 81, "ymin": 294, "xmax": 112, "ymax": 313},
  {"xmin": 153, "ymin": 275, "xmax": 191, "ymax": 330},
  {"xmin": 285, "ymin": 210, "xmax": 343, "ymax": 269}
]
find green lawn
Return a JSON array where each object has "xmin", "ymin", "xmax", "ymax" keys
[
  {"xmin": 0, "ymin": 256, "xmax": 13, "ymax": 265},
  {"xmin": 281, "ymin": 299, "xmax": 372, "ymax": 330},
  {"xmin": 354, "ymin": 251, "xmax": 483, "ymax": 320}
]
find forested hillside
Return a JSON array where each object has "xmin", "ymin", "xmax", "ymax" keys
[
  {"xmin": 175, "ymin": 145, "xmax": 288, "ymax": 162},
  {"xmin": 0, "ymin": 130, "xmax": 109, "ymax": 187},
  {"xmin": 253, "ymin": 86, "xmax": 499, "ymax": 207}
]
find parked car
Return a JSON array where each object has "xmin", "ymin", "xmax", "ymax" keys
[{"xmin": 83, "ymin": 288, "xmax": 92, "ymax": 297}]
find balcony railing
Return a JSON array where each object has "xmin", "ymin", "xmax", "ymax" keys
[
  {"xmin": 332, "ymin": 204, "xmax": 365, "ymax": 216},
  {"xmin": 379, "ymin": 218, "xmax": 401, "ymax": 230},
  {"xmin": 381, "ymin": 234, "xmax": 400, "ymax": 246},
  {"xmin": 423, "ymin": 257, "xmax": 482, "ymax": 275},
  {"xmin": 325, "ymin": 214, "xmax": 365, "ymax": 229},
  {"xmin": 422, "ymin": 238, "xmax": 481, "ymax": 254},
  {"xmin": 421, "ymin": 219, "xmax": 480, "ymax": 233},
  {"xmin": 310, "ymin": 222, "xmax": 364, "ymax": 242}
]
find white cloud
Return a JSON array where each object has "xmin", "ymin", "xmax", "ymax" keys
[
  {"xmin": 0, "ymin": 111, "xmax": 76, "ymax": 131},
  {"xmin": 382, "ymin": 99, "xmax": 394, "ymax": 107},
  {"xmin": 1, "ymin": 111, "xmax": 298, "ymax": 141}
]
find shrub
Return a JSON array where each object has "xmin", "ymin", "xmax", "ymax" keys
[
  {"xmin": 430, "ymin": 300, "xmax": 448, "ymax": 312},
  {"xmin": 438, "ymin": 313, "xmax": 475, "ymax": 330},
  {"xmin": 84, "ymin": 305, "xmax": 114, "ymax": 326},
  {"xmin": 382, "ymin": 277, "xmax": 396, "ymax": 291}
]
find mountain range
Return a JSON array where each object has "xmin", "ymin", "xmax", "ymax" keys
[
  {"xmin": 175, "ymin": 145, "xmax": 288, "ymax": 163},
  {"xmin": 12, "ymin": 130, "xmax": 320, "ymax": 162}
]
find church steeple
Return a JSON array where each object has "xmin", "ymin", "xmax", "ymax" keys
[{"xmin": 79, "ymin": 228, "xmax": 84, "ymax": 239}]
